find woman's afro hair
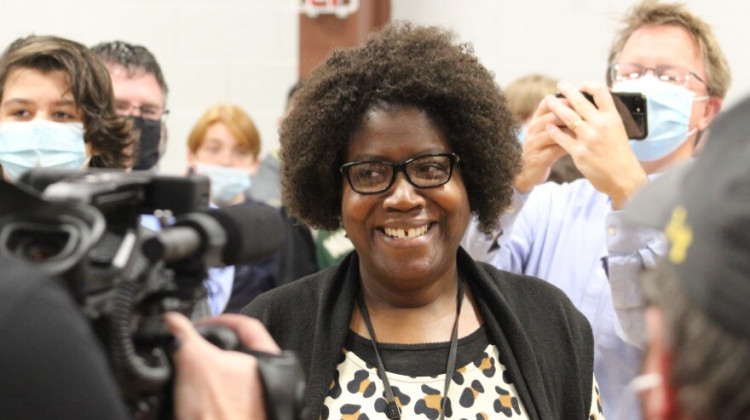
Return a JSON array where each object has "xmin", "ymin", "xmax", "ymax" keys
[{"xmin": 280, "ymin": 22, "xmax": 521, "ymax": 235}]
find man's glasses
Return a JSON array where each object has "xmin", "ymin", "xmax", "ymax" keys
[
  {"xmin": 340, "ymin": 153, "xmax": 460, "ymax": 195},
  {"xmin": 115, "ymin": 102, "xmax": 170, "ymax": 122},
  {"xmin": 610, "ymin": 62, "xmax": 706, "ymax": 88}
]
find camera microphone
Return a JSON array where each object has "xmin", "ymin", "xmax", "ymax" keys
[
  {"xmin": 143, "ymin": 203, "xmax": 285, "ymax": 266},
  {"xmin": 208, "ymin": 203, "xmax": 285, "ymax": 265}
]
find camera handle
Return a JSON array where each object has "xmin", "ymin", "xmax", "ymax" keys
[{"xmin": 196, "ymin": 325, "xmax": 307, "ymax": 420}]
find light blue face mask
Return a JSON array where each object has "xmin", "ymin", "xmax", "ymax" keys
[
  {"xmin": 194, "ymin": 162, "xmax": 252, "ymax": 206},
  {"xmin": 613, "ymin": 76, "xmax": 707, "ymax": 162},
  {"xmin": 517, "ymin": 124, "xmax": 528, "ymax": 144},
  {"xmin": 0, "ymin": 120, "xmax": 87, "ymax": 181}
]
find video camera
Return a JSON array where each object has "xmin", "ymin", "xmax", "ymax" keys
[{"xmin": 0, "ymin": 169, "xmax": 304, "ymax": 420}]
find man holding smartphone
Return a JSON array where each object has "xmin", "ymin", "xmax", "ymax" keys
[{"xmin": 462, "ymin": 1, "xmax": 730, "ymax": 418}]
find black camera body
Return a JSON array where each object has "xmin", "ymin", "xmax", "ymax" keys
[{"xmin": 0, "ymin": 169, "xmax": 304, "ymax": 420}]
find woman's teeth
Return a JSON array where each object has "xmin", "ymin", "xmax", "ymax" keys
[{"xmin": 383, "ymin": 225, "xmax": 428, "ymax": 239}]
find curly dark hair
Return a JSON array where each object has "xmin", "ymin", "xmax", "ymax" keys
[
  {"xmin": 0, "ymin": 35, "xmax": 135, "ymax": 168},
  {"xmin": 280, "ymin": 22, "xmax": 520, "ymax": 234}
]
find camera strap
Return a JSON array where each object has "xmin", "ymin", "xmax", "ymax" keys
[
  {"xmin": 193, "ymin": 324, "xmax": 306, "ymax": 420},
  {"xmin": 246, "ymin": 349, "xmax": 306, "ymax": 420},
  {"xmin": 357, "ymin": 279, "xmax": 464, "ymax": 420}
]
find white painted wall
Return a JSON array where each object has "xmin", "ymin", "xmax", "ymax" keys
[
  {"xmin": 392, "ymin": 0, "xmax": 748, "ymax": 108},
  {"xmin": 0, "ymin": 0, "xmax": 745, "ymax": 174}
]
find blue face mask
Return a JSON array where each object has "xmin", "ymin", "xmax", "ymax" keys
[
  {"xmin": 0, "ymin": 120, "xmax": 87, "ymax": 181},
  {"xmin": 517, "ymin": 124, "xmax": 528, "ymax": 144},
  {"xmin": 194, "ymin": 162, "xmax": 252, "ymax": 206},
  {"xmin": 613, "ymin": 76, "xmax": 707, "ymax": 162}
]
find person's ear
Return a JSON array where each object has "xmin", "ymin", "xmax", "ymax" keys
[
  {"xmin": 697, "ymin": 96, "xmax": 722, "ymax": 132},
  {"xmin": 642, "ymin": 307, "xmax": 678, "ymax": 420},
  {"xmin": 85, "ymin": 143, "xmax": 98, "ymax": 157}
]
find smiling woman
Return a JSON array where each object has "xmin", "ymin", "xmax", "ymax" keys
[
  {"xmin": 0, "ymin": 35, "xmax": 134, "ymax": 181},
  {"xmin": 242, "ymin": 22, "xmax": 601, "ymax": 420}
]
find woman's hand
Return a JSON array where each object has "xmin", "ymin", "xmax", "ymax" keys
[{"xmin": 164, "ymin": 312, "xmax": 281, "ymax": 420}]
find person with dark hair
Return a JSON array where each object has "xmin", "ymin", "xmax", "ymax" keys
[
  {"xmin": 622, "ymin": 94, "xmax": 750, "ymax": 420},
  {"xmin": 91, "ymin": 40, "xmax": 169, "ymax": 171},
  {"xmin": 90, "ymin": 41, "xmax": 236, "ymax": 316},
  {"xmin": 0, "ymin": 35, "xmax": 134, "ymax": 180},
  {"xmin": 462, "ymin": 2, "xmax": 731, "ymax": 417},
  {"xmin": 243, "ymin": 22, "xmax": 600, "ymax": 419}
]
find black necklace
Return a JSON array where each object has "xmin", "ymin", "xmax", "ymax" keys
[{"xmin": 357, "ymin": 280, "xmax": 464, "ymax": 420}]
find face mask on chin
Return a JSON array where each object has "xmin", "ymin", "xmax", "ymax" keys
[
  {"xmin": 0, "ymin": 119, "xmax": 87, "ymax": 181},
  {"xmin": 131, "ymin": 116, "xmax": 162, "ymax": 170},
  {"xmin": 613, "ymin": 76, "xmax": 708, "ymax": 162}
]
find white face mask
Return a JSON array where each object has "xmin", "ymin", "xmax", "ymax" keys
[
  {"xmin": 0, "ymin": 120, "xmax": 87, "ymax": 181},
  {"xmin": 613, "ymin": 76, "xmax": 707, "ymax": 162},
  {"xmin": 193, "ymin": 162, "xmax": 252, "ymax": 206}
]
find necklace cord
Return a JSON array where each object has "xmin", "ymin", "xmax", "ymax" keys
[{"xmin": 357, "ymin": 280, "xmax": 465, "ymax": 420}]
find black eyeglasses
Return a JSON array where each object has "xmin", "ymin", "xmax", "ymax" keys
[
  {"xmin": 340, "ymin": 153, "xmax": 460, "ymax": 195},
  {"xmin": 115, "ymin": 102, "xmax": 170, "ymax": 122},
  {"xmin": 610, "ymin": 63, "xmax": 706, "ymax": 88}
]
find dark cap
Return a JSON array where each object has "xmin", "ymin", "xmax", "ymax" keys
[{"xmin": 624, "ymin": 94, "xmax": 750, "ymax": 340}]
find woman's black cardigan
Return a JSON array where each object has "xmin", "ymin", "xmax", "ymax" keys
[{"xmin": 242, "ymin": 248, "xmax": 594, "ymax": 420}]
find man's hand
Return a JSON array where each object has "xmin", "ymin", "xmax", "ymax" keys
[
  {"xmin": 514, "ymin": 98, "xmax": 569, "ymax": 194},
  {"xmin": 164, "ymin": 312, "xmax": 281, "ymax": 420},
  {"xmin": 543, "ymin": 82, "xmax": 648, "ymax": 209}
]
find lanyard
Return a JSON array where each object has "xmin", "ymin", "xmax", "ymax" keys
[{"xmin": 357, "ymin": 279, "xmax": 464, "ymax": 420}]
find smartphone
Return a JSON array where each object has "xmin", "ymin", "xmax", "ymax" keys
[{"xmin": 555, "ymin": 91, "xmax": 648, "ymax": 140}]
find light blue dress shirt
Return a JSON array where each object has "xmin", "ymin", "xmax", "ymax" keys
[{"xmin": 462, "ymin": 178, "xmax": 665, "ymax": 420}]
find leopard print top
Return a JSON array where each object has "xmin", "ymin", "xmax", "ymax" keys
[{"xmin": 321, "ymin": 326, "xmax": 604, "ymax": 419}]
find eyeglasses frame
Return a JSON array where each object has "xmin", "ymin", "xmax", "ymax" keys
[
  {"xmin": 340, "ymin": 152, "xmax": 461, "ymax": 195},
  {"xmin": 610, "ymin": 62, "xmax": 707, "ymax": 88},
  {"xmin": 115, "ymin": 103, "xmax": 170, "ymax": 122}
]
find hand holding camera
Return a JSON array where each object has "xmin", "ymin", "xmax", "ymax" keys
[
  {"xmin": 165, "ymin": 312, "xmax": 279, "ymax": 420},
  {"xmin": 543, "ymin": 82, "xmax": 649, "ymax": 209},
  {"xmin": 0, "ymin": 170, "xmax": 305, "ymax": 420}
]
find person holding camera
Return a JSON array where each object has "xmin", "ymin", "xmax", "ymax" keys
[
  {"xmin": 0, "ymin": 255, "xmax": 281, "ymax": 420},
  {"xmin": 244, "ymin": 22, "xmax": 601, "ymax": 419},
  {"xmin": 0, "ymin": 34, "xmax": 298, "ymax": 420},
  {"xmin": 461, "ymin": 1, "xmax": 730, "ymax": 418},
  {"xmin": 0, "ymin": 35, "xmax": 134, "ymax": 180}
]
